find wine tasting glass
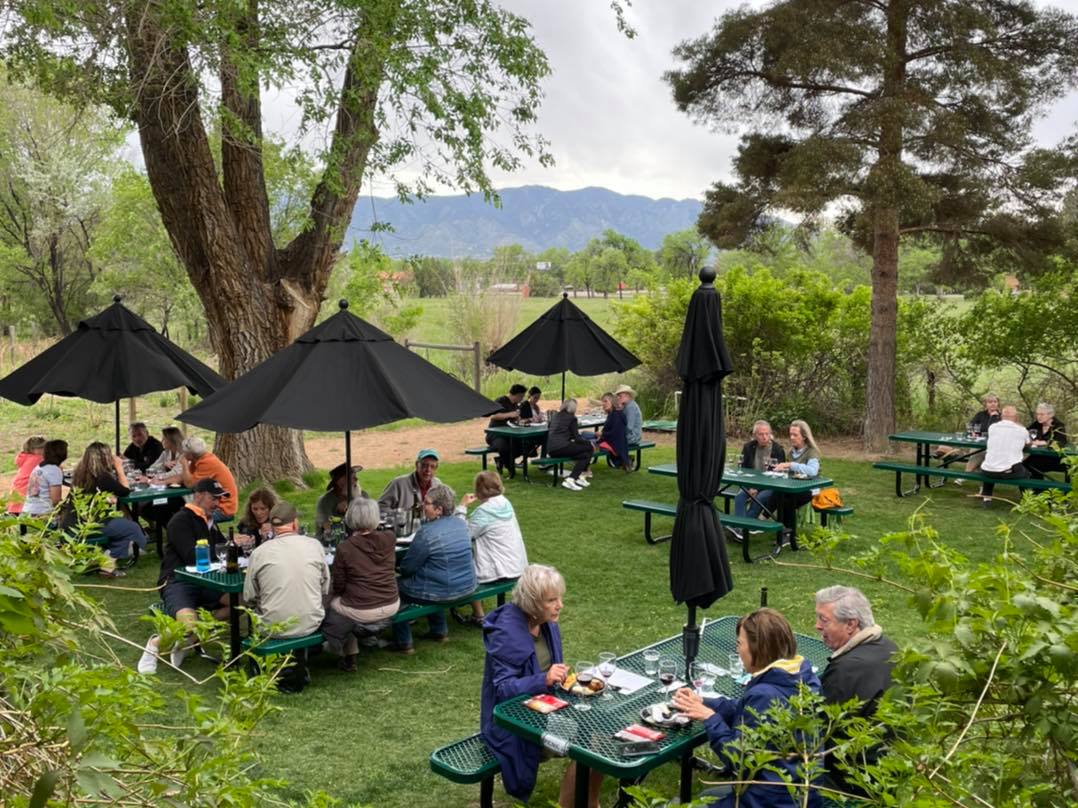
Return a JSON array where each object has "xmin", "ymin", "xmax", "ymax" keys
[
  {"xmin": 597, "ymin": 652, "xmax": 617, "ymax": 701},
  {"xmin": 215, "ymin": 543, "xmax": 229, "ymax": 568},
  {"xmin": 693, "ymin": 661, "xmax": 718, "ymax": 697},
  {"xmin": 574, "ymin": 661, "xmax": 594, "ymax": 711},
  {"xmin": 657, "ymin": 659, "xmax": 678, "ymax": 693}
]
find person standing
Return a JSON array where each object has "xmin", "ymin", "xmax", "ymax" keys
[
  {"xmin": 1024, "ymin": 402, "xmax": 1068, "ymax": 479},
  {"xmin": 615, "ymin": 384, "xmax": 642, "ymax": 454},
  {"xmin": 547, "ymin": 399, "xmax": 594, "ymax": 491},
  {"xmin": 980, "ymin": 405, "xmax": 1031, "ymax": 506},
  {"xmin": 486, "ymin": 383, "xmax": 527, "ymax": 477},
  {"xmin": 814, "ymin": 586, "xmax": 898, "ymax": 796},
  {"xmin": 123, "ymin": 422, "xmax": 163, "ymax": 473}
]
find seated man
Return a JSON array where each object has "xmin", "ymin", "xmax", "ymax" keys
[
  {"xmin": 955, "ymin": 393, "xmax": 1002, "ymax": 481},
  {"xmin": 137, "ymin": 479, "xmax": 229, "ymax": 674},
  {"xmin": 486, "ymin": 383, "xmax": 527, "ymax": 476},
  {"xmin": 179, "ymin": 436, "xmax": 238, "ymax": 521},
  {"xmin": 316, "ymin": 463, "xmax": 366, "ymax": 540},
  {"xmin": 731, "ymin": 420, "xmax": 787, "ymax": 537},
  {"xmin": 378, "ymin": 448, "xmax": 442, "ymax": 512},
  {"xmin": 615, "ymin": 384, "xmax": 642, "ymax": 457},
  {"xmin": 391, "ymin": 484, "xmax": 476, "ymax": 653},
  {"xmin": 814, "ymin": 585, "xmax": 898, "ymax": 796},
  {"xmin": 980, "ymin": 405, "xmax": 1031, "ymax": 506},
  {"xmin": 123, "ymin": 421, "xmax": 163, "ymax": 473}
]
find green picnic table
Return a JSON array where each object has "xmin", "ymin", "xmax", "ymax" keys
[
  {"xmin": 173, "ymin": 567, "xmax": 245, "ymax": 660},
  {"xmin": 493, "ymin": 615, "xmax": 829, "ymax": 808},
  {"xmin": 118, "ymin": 485, "xmax": 192, "ymax": 555},
  {"xmin": 485, "ymin": 415, "xmax": 606, "ymax": 481}
]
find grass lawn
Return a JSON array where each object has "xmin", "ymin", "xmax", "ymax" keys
[{"xmin": 91, "ymin": 445, "xmax": 1040, "ymax": 807}]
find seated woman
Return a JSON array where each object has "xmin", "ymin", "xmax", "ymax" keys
[
  {"xmin": 22, "ymin": 439, "xmax": 68, "ymax": 519},
  {"xmin": 140, "ymin": 425, "xmax": 186, "ymax": 526},
  {"xmin": 236, "ymin": 487, "xmax": 279, "ymax": 549},
  {"xmin": 480, "ymin": 564, "xmax": 602, "ymax": 808},
  {"xmin": 771, "ymin": 419, "xmax": 822, "ymax": 533},
  {"xmin": 1024, "ymin": 401, "xmax": 1068, "ymax": 479},
  {"xmin": 454, "ymin": 471, "xmax": 528, "ymax": 626},
  {"xmin": 595, "ymin": 392, "xmax": 630, "ymax": 470},
  {"xmin": 391, "ymin": 483, "xmax": 476, "ymax": 654},
  {"xmin": 519, "ymin": 386, "xmax": 545, "ymax": 424},
  {"xmin": 7, "ymin": 435, "xmax": 45, "ymax": 515},
  {"xmin": 547, "ymin": 399, "xmax": 594, "ymax": 492},
  {"xmin": 322, "ymin": 498, "xmax": 399, "ymax": 672},
  {"xmin": 673, "ymin": 608, "xmax": 822, "ymax": 808},
  {"xmin": 316, "ymin": 463, "xmax": 365, "ymax": 541},
  {"xmin": 59, "ymin": 442, "xmax": 147, "ymax": 577}
]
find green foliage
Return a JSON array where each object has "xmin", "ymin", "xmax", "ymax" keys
[
  {"xmin": 657, "ymin": 228, "xmax": 712, "ymax": 280},
  {"xmin": 322, "ymin": 240, "xmax": 422, "ymax": 338}
]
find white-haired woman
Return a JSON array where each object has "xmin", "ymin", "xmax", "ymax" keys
[
  {"xmin": 1024, "ymin": 402, "xmax": 1068, "ymax": 479},
  {"xmin": 479, "ymin": 564, "xmax": 602, "ymax": 807},
  {"xmin": 546, "ymin": 399, "xmax": 594, "ymax": 492},
  {"xmin": 772, "ymin": 419, "xmax": 822, "ymax": 533}
]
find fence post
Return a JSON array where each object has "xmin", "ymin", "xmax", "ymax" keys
[
  {"xmin": 178, "ymin": 387, "xmax": 188, "ymax": 412},
  {"xmin": 472, "ymin": 342, "xmax": 481, "ymax": 393}
]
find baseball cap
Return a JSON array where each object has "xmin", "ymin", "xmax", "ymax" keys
[
  {"xmin": 416, "ymin": 448, "xmax": 440, "ymax": 462},
  {"xmin": 269, "ymin": 501, "xmax": 298, "ymax": 526},
  {"xmin": 192, "ymin": 478, "xmax": 226, "ymax": 497}
]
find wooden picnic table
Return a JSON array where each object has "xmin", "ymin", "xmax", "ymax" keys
[
  {"xmin": 485, "ymin": 415, "xmax": 606, "ymax": 481},
  {"xmin": 648, "ymin": 464, "xmax": 833, "ymax": 546},
  {"xmin": 493, "ymin": 615, "xmax": 829, "ymax": 808}
]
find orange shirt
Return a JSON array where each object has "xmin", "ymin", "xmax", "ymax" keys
[{"xmin": 190, "ymin": 452, "xmax": 238, "ymax": 516}]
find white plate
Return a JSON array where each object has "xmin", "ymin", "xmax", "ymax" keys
[{"xmin": 184, "ymin": 562, "xmax": 223, "ymax": 573}]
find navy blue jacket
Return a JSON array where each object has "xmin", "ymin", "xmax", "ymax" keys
[
  {"xmin": 480, "ymin": 603, "xmax": 563, "ymax": 802},
  {"xmin": 702, "ymin": 657, "xmax": 822, "ymax": 808},
  {"xmin": 599, "ymin": 408, "xmax": 630, "ymax": 467}
]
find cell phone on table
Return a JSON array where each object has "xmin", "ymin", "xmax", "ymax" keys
[{"xmin": 618, "ymin": 740, "xmax": 661, "ymax": 757}]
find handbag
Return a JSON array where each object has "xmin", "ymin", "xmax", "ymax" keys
[{"xmin": 811, "ymin": 487, "xmax": 843, "ymax": 509}]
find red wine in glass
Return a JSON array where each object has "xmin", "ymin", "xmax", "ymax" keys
[{"xmin": 659, "ymin": 673, "xmax": 675, "ymax": 686}]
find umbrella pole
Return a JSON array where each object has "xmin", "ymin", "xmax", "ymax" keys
[
  {"xmin": 115, "ymin": 400, "xmax": 121, "ymax": 455},
  {"xmin": 560, "ymin": 370, "xmax": 566, "ymax": 404},
  {"xmin": 345, "ymin": 430, "xmax": 353, "ymax": 500},
  {"xmin": 683, "ymin": 604, "xmax": 701, "ymax": 681}
]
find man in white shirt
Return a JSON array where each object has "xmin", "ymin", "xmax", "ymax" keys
[{"xmin": 980, "ymin": 405, "xmax": 1030, "ymax": 506}]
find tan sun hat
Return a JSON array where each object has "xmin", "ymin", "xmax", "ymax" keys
[{"xmin": 613, "ymin": 384, "xmax": 636, "ymax": 398}]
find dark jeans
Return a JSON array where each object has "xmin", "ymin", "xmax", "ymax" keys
[
  {"xmin": 102, "ymin": 517, "xmax": 147, "ymax": 559},
  {"xmin": 982, "ymin": 462, "xmax": 1030, "ymax": 497},
  {"xmin": 549, "ymin": 440, "xmax": 593, "ymax": 479},
  {"xmin": 321, "ymin": 609, "xmax": 391, "ymax": 656},
  {"xmin": 486, "ymin": 434, "xmax": 518, "ymax": 476},
  {"xmin": 392, "ymin": 596, "xmax": 450, "ymax": 648},
  {"xmin": 1024, "ymin": 454, "xmax": 1066, "ymax": 479},
  {"xmin": 779, "ymin": 492, "xmax": 812, "ymax": 531}
]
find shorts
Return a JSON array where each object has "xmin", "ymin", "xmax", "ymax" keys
[{"xmin": 162, "ymin": 580, "xmax": 224, "ymax": 616}]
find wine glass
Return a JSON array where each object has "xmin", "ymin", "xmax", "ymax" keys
[
  {"xmin": 597, "ymin": 652, "xmax": 617, "ymax": 701},
  {"xmin": 214, "ymin": 543, "xmax": 228, "ymax": 569},
  {"xmin": 692, "ymin": 661, "xmax": 718, "ymax": 697},
  {"xmin": 657, "ymin": 659, "xmax": 678, "ymax": 694},
  {"xmin": 574, "ymin": 661, "xmax": 594, "ymax": 711}
]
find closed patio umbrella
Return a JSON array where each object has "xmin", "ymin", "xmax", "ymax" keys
[
  {"xmin": 178, "ymin": 300, "xmax": 498, "ymax": 496},
  {"xmin": 0, "ymin": 295, "xmax": 225, "ymax": 453},
  {"xmin": 486, "ymin": 293, "xmax": 641, "ymax": 401},
  {"xmin": 670, "ymin": 267, "xmax": 735, "ymax": 674}
]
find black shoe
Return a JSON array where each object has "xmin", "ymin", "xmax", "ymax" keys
[
  {"xmin": 450, "ymin": 608, "xmax": 469, "ymax": 626},
  {"xmin": 338, "ymin": 654, "xmax": 358, "ymax": 672}
]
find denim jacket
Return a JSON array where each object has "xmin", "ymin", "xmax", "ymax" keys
[{"xmin": 398, "ymin": 514, "xmax": 476, "ymax": 602}]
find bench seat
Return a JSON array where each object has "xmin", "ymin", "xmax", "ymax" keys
[
  {"xmin": 243, "ymin": 631, "xmax": 324, "ymax": 656},
  {"xmin": 393, "ymin": 579, "xmax": 517, "ymax": 623},
  {"xmin": 641, "ymin": 419, "xmax": 677, "ymax": 433},
  {"xmin": 873, "ymin": 461, "xmax": 1071, "ymax": 499},
  {"xmin": 430, "ymin": 733, "xmax": 500, "ymax": 808},
  {"xmin": 535, "ymin": 442, "xmax": 656, "ymax": 485},
  {"xmin": 621, "ymin": 500, "xmax": 783, "ymax": 562},
  {"xmin": 465, "ymin": 446, "xmax": 497, "ymax": 470},
  {"xmin": 812, "ymin": 504, "xmax": 854, "ymax": 527}
]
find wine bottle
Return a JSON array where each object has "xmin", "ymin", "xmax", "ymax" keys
[{"xmin": 225, "ymin": 527, "xmax": 239, "ymax": 573}]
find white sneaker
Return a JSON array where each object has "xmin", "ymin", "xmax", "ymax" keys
[
  {"xmin": 137, "ymin": 635, "xmax": 160, "ymax": 674},
  {"xmin": 952, "ymin": 479, "xmax": 964, "ymax": 486},
  {"xmin": 562, "ymin": 478, "xmax": 582, "ymax": 491},
  {"xmin": 170, "ymin": 641, "xmax": 192, "ymax": 669},
  {"xmin": 575, "ymin": 476, "xmax": 590, "ymax": 488}
]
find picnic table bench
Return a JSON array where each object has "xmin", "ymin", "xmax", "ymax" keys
[
  {"xmin": 393, "ymin": 578, "xmax": 517, "ymax": 623},
  {"xmin": 873, "ymin": 461, "xmax": 1071, "ymax": 499},
  {"xmin": 621, "ymin": 499, "xmax": 785, "ymax": 562},
  {"xmin": 534, "ymin": 441, "xmax": 656, "ymax": 484},
  {"xmin": 429, "ymin": 734, "xmax": 500, "ymax": 808}
]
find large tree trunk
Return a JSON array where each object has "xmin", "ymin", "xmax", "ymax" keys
[
  {"xmin": 122, "ymin": 3, "xmax": 382, "ymax": 485},
  {"xmin": 865, "ymin": 206, "xmax": 899, "ymax": 452}
]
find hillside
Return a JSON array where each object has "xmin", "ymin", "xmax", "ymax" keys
[{"xmin": 347, "ymin": 185, "xmax": 702, "ymax": 257}]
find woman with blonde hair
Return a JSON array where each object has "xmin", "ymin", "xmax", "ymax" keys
[
  {"xmin": 772, "ymin": 420, "xmax": 822, "ymax": 533},
  {"xmin": 59, "ymin": 441, "xmax": 147, "ymax": 577}
]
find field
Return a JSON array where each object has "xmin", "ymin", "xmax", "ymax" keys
[{"xmin": 92, "ymin": 445, "xmax": 1037, "ymax": 807}]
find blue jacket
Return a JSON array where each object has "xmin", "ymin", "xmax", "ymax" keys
[
  {"xmin": 623, "ymin": 399, "xmax": 642, "ymax": 446},
  {"xmin": 702, "ymin": 657, "xmax": 822, "ymax": 808},
  {"xmin": 397, "ymin": 514, "xmax": 476, "ymax": 602},
  {"xmin": 600, "ymin": 408, "xmax": 630, "ymax": 467},
  {"xmin": 480, "ymin": 603, "xmax": 563, "ymax": 802}
]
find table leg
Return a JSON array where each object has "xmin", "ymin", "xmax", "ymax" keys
[
  {"xmin": 679, "ymin": 751, "xmax": 694, "ymax": 804},
  {"xmin": 228, "ymin": 592, "xmax": 241, "ymax": 662},
  {"xmin": 574, "ymin": 761, "xmax": 591, "ymax": 808}
]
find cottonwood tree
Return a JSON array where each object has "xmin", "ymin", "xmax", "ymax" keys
[
  {"xmin": 658, "ymin": 228, "xmax": 711, "ymax": 280},
  {"xmin": 666, "ymin": 0, "xmax": 1078, "ymax": 450},
  {"xmin": 2, "ymin": 1, "xmax": 551, "ymax": 482}
]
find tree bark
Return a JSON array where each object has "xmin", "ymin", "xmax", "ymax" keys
[{"xmin": 866, "ymin": 206, "xmax": 899, "ymax": 451}]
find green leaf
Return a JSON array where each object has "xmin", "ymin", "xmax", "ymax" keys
[
  {"xmin": 67, "ymin": 708, "xmax": 88, "ymax": 753},
  {"xmin": 29, "ymin": 770, "xmax": 60, "ymax": 808}
]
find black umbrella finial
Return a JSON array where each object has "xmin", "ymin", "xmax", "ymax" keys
[
  {"xmin": 113, "ymin": 294, "xmax": 123, "ymax": 303},
  {"xmin": 338, "ymin": 299, "xmax": 349, "ymax": 310},
  {"xmin": 699, "ymin": 266, "xmax": 717, "ymax": 287},
  {"xmin": 562, "ymin": 291, "xmax": 569, "ymax": 299}
]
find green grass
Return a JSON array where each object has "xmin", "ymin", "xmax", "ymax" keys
[{"xmin": 93, "ymin": 447, "xmax": 1040, "ymax": 807}]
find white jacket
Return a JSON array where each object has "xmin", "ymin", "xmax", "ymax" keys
[{"xmin": 457, "ymin": 495, "xmax": 528, "ymax": 583}]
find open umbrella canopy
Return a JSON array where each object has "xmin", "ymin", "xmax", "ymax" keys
[
  {"xmin": 178, "ymin": 300, "xmax": 498, "ymax": 433},
  {"xmin": 670, "ymin": 267, "xmax": 735, "ymax": 669},
  {"xmin": 0, "ymin": 296, "xmax": 224, "ymax": 405},
  {"xmin": 486, "ymin": 293, "xmax": 641, "ymax": 399}
]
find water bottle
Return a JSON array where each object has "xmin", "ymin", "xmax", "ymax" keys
[
  {"xmin": 542, "ymin": 713, "xmax": 575, "ymax": 756},
  {"xmin": 195, "ymin": 539, "xmax": 211, "ymax": 573},
  {"xmin": 541, "ymin": 732, "xmax": 570, "ymax": 756}
]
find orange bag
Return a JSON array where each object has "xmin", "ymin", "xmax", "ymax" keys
[{"xmin": 811, "ymin": 487, "xmax": 843, "ymax": 509}]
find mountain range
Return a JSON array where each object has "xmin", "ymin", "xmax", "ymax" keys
[{"xmin": 346, "ymin": 185, "xmax": 703, "ymax": 258}]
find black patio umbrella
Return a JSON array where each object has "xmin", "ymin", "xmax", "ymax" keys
[
  {"xmin": 177, "ymin": 300, "xmax": 499, "ymax": 497},
  {"xmin": 0, "ymin": 295, "xmax": 225, "ymax": 453},
  {"xmin": 670, "ymin": 267, "xmax": 735, "ymax": 675},
  {"xmin": 486, "ymin": 293, "xmax": 641, "ymax": 401}
]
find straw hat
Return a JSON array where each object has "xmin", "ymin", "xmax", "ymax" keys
[{"xmin": 613, "ymin": 384, "xmax": 636, "ymax": 398}]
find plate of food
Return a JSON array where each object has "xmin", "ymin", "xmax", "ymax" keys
[
  {"xmin": 639, "ymin": 702, "xmax": 691, "ymax": 729},
  {"xmin": 561, "ymin": 671, "xmax": 606, "ymax": 697}
]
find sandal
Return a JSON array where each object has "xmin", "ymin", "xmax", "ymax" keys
[
  {"xmin": 467, "ymin": 615, "xmax": 485, "ymax": 628},
  {"xmin": 450, "ymin": 608, "xmax": 469, "ymax": 626},
  {"xmin": 98, "ymin": 568, "xmax": 127, "ymax": 578}
]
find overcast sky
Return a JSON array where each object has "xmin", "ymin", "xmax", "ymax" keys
[{"xmin": 259, "ymin": 0, "xmax": 1078, "ymax": 202}]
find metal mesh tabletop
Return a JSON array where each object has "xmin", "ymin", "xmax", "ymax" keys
[
  {"xmin": 648, "ymin": 464, "xmax": 833, "ymax": 493},
  {"xmin": 173, "ymin": 568, "xmax": 245, "ymax": 593},
  {"xmin": 493, "ymin": 617, "xmax": 830, "ymax": 780},
  {"xmin": 118, "ymin": 486, "xmax": 192, "ymax": 505},
  {"xmin": 889, "ymin": 431, "xmax": 1066, "ymax": 457}
]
